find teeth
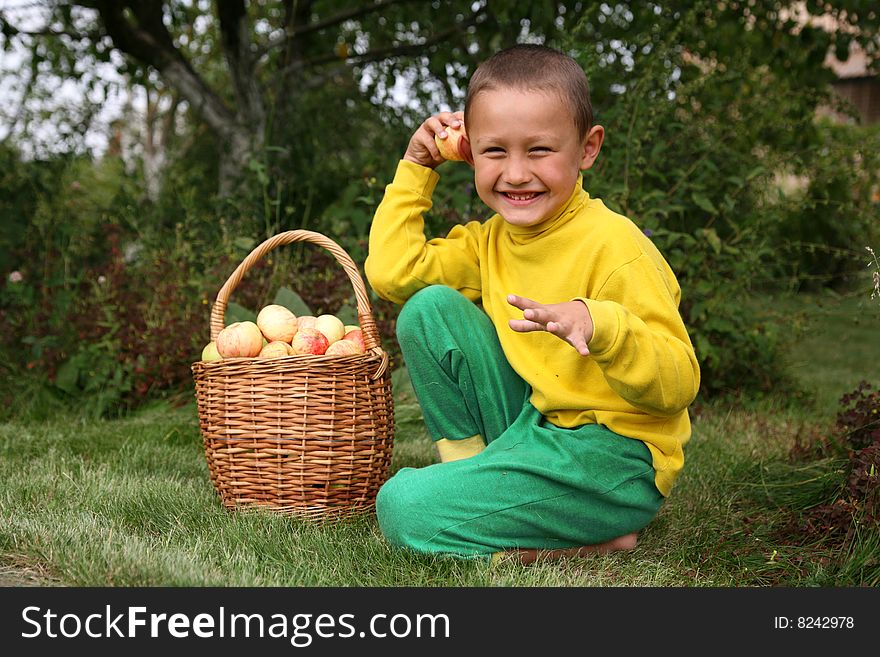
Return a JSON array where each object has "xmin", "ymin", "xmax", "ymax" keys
[{"xmin": 506, "ymin": 192, "xmax": 538, "ymax": 201}]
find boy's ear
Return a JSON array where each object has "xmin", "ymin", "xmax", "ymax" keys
[{"xmin": 579, "ymin": 125, "xmax": 605, "ymax": 171}]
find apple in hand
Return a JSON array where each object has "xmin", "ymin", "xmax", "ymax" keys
[
  {"xmin": 216, "ymin": 321, "xmax": 264, "ymax": 358},
  {"xmin": 257, "ymin": 304, "xmax": 298, "ymax": 342},
  {"xmin": 434, "ymin": 123, "xmax": 473, "ymax": 165},
  {"xmin": 290, "ymin": 327, "xmax": 330, "ymax": 355}
]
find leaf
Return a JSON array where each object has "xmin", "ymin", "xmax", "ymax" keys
[
  {"xmin": 334, "ymin": 303, "xmax": 358, "ymax": 326},
  {"xmin": 745, "ymin": 166, "xmax": 765, "ymax": 181},
  {"xmin": 692, "ymin": 192, "xmax": 718, "ymax": 215},
  {"xmin": 54, "ymin": 358, "xmax": 81, "ymax": 394},
  {"xmin": 224, "ymin": 301, "xmax": 257, "ymax": 325},
  {"xmin": 701, "ymin": 228, "xmax": 723, "ymax": 255},
  {"xmin": 233, "ymin": 236, "xmax": 256, "ymax": 252},
  {"xmin": 273, "ymin": 286, "xmax": 312, "ymax": 317},
  {"xmin": 695, "ymin": 334, "xmax": 715, "ymax": 365}
]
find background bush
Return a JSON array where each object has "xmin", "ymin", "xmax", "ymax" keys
[{"xmin": 1, "ymin": 2, "xmax": 878, "ymax": 415}]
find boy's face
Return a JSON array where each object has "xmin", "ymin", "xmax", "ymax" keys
[{"xmin": 467, "ymin": 87, "xmax": 602, "ymax": 228}]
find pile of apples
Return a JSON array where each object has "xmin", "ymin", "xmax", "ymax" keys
[{"xmin": 200, "ymin": 304, "xmax": 366, "ymax": 361}]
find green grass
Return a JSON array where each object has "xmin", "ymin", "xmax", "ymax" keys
[
  {"xmin": 1, "ymin": 290, "xmax": 878, "ymax": 587},
  {"xmin": 758, "ymin": 286, "xmax": 880, "ymax": 417}
]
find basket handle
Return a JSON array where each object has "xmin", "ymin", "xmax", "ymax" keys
[{"xmin": 209, "ymin": 229, "xmax": 388, "ymax": 379}]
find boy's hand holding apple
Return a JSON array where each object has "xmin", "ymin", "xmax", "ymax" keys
[{"xmin": 404, "ymin": 111, "xmax": 472, "ymax": 169}]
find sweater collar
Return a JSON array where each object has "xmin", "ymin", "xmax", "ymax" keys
[{"xmin": 502, "ymin": 175, "xmax": 589, "ymax": 239}]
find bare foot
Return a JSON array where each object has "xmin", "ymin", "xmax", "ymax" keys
[{"xmin": 495, "ymin": 532, "xmax": 638, "ymax": 566}]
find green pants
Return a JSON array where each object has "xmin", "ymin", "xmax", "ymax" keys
[{"xmin": 377, "ymin": 285, "xmax": 664, "ymax": 558}]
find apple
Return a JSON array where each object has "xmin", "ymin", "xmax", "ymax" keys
[
  {"xmin": 434, "ymin": 122, "xmax": 473, "ymax": 165},
  {"xmin": 201, "ymin": 341, "xmax": 222, "ymax": 362},
  {"xmin": 342, "ymin": 328, "xmax": 365, "ymax": 353},
  {"xmin": 297, "ymin": 315, "xmax": 317, "ymax": 330},
  {"xmin": 256, "ymin": 304, "xmax": 298, "ymax": 342},
  {"xmin": 344, "ymin": 324, "xmax": 359, "ymax": 333},
  {"xmin": 314, "ymin": 314, "xmax": 345, "ymax": 344},
  {"xmin": 290, "ymin": 327, "xmax": 330, "ymax": 355},
  {"xmin": 325, "ymin": 339, "xmax": 363, "ymax": 356},
  {"xmin": 259, "ymin": 340, "xmax": 292, "ymax": 358},
  {"xmin": 216, "ymin": 321, "xmax": 264, "ymax": 358}
]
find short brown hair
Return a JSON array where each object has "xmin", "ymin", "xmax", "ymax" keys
[{"xmin": 464, "ymin": 44, "xmax": 593, "ymax": 139}]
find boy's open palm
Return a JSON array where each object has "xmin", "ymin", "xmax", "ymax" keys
[{"xmin": 507, "ymin": 294, "xmax": 594, "ymax": 357}]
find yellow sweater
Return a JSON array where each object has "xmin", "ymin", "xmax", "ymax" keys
[{"xmin": 366, "ymin": 160, "xmax": 701, "ymax": 496}]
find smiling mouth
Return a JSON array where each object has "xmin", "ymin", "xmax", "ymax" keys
[{"xmin": 502, "ymin": 191, "xmax": 542, "ymax": 202}]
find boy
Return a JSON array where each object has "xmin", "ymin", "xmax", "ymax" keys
[{"xmin": 365, "ymin": 44, "xmax": 700, "ymax": 563}]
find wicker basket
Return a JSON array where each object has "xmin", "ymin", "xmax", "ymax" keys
[{"xmin": 191, "ymin": 230, "xmax": 394, "ymax": 520}]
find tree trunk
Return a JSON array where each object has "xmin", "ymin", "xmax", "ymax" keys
[
  {"xmin": 218, "ymin": 126, "xmax": 262, "ymax": 198},
  {"xmin": 94, "ymin": 0, "xmax": 263, "ymax": 197},
  {"xmin": 142, "ymin": 87, "xmax": 175, "ymax": 202},
  {"xmin": 215, "ymin": 0, "xmax": 266, "ymax": 196}
]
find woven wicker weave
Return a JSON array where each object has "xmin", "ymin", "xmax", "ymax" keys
[{"xmin": 191, "ymin": 230, "xmax": 394, "ymax": 519}]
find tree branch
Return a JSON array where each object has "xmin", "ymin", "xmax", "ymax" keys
[
  {"xmin": 288, "ymin": 7, "xmax": 485, "ymax": 74},
  {"xmin": 0, "ymin": 23, "xmax": 101, "ymax": 41},
  {"xmin": 256, "ymin": 0, "xmax": 420, "ymax": 60},
  {"xmin": 91, "ymin": 0, "xmax": 237, "ymax": 138}
]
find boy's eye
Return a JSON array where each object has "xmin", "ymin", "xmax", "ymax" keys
[
  {"xmin": 530, "ymin": 146, "xmax": 552, "ymax": 153},
  {"xmin": 483, "ymin": 147, "xmax": 504, "ymax": 154}
]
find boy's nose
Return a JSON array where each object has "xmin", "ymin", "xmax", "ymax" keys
[{"xmin": 502, "ymin": 155, "xmax": 532, "ymax": 185}]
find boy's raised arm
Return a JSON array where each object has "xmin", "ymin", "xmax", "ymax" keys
[{"xmin": 365, "ymin": 113, "xmax": 482, "ymax": 305}]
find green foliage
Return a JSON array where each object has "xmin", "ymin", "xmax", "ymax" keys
[
  {"xmin": 558, "ymin": 2, "xmax": 880, "ymax": 398},
  {"xmin": 2, "ymin": 1, "xmax": 880, "ymax": 412},
  {"xmin": 835, "ymin": 381, "xmax": 880, "ymax": 452},
  {"xmin": 224, "ymin": 301, "xmax": 257, "ymax": 326},
  {"xmin": 869, "ymin": 246, "xmax": 880, "ymax": 304},
  {"xmin": 51, "ymin": 276, "xmax": 137, "ymax": 419},
  {"xmin": 272, "ymin": 286, "xmax": 312, "ymax": 319},
  {"xmin": 1, "ymin": 0, "xmax": 601, "ymax": 239},
  {"xmin": 0, "ymin": 152, "xmax": 240, "ymax": 415},
  {"xmin": 0, "ymin": 144, "xmax": 54, "ymax": 272},
  {"xmin": 654, "ymin": 227, "xmax": 793, "ymax": 398},
  {"xmin": 782, "ymin": 381, "xmax": 880, "ymax": 545},
  {"xmin": 771, "ymin": 123, "xmax": 880, "ymax": 289}
]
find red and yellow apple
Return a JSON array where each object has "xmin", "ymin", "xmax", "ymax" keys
[
  {"xmin": 434, "ymin": 122, "xmax": 473, "ymax": 165},
  {"xmin": 342, "ymin": 328, "xmax": 365, "ymax": 353},
  {"xmin": 201, "ymin": 341, "xmax": 222, "ymax": 362},
  {"xmin": 259, "ymin": 340, "xmax": 292, "ymax": 358},
  {"xmin": 325, "ymin": 338, "xmax": 363, "ymax": 356},
  {"xmin": 290, "ymin": 327, "xmax": 330, "ymax": 355},
  {"xmin": 256, "ymin": 304, "xmax": 298, "ymax": 343},
  {"xmin": 216, "ymin": 321, "xmax": 264, "ymax": 358},
  {"xmin": 296, "ymin": 315, "xmax": 317, "ymax": 330},
  {"xmin": 314, "ymin": 314, "xmax": 345, "ymax": 344}
]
